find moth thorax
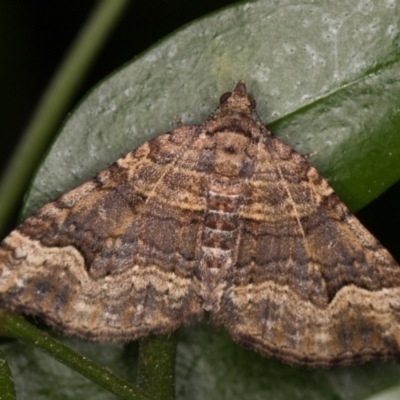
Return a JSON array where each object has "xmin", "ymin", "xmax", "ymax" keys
[{"xmin": 213, "ymin": 131, "xmax": 251, "ymax": 177}]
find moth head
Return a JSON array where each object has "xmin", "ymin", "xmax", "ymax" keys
[{"xmin": 219, "ymin": 81, "xmax": 257, "ymax": 114}]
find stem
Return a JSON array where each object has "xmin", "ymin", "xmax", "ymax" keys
[
  {"xmin": 0, "ymin": 346, "xmax": 16, "ymax": 400},
  {"xmin": 0, "ymin": 311, "xmax": 151, "ymax": 400},
  {"xmin": 137, "ymin": 333, "xmax": 178, "ymax": 400}
]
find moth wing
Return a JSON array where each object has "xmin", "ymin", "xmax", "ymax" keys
[
  {"xmin": 217, "ymin": 136, "xmax": 400, "ymax": 367},
  {"xmin": 0, "ymin": 126, "xmax": 205, "ymax": 341}
]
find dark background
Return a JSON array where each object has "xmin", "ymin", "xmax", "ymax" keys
[{"xmin": 1, "ymin": 0, "xmax": 399, "ymax": 259}]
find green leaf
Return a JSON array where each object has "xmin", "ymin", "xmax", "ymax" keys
[{"xmin": 4, "ymin": 0, "xmax": 400, "ymax": 399}]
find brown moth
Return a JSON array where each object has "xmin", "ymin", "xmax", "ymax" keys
[{"xmin": 1, "ymin": 81, "xmax": 400, "ymax": 368}]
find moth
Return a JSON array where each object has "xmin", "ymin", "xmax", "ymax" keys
[{"xmin": 1, "ymin": 81, "xmax": 399, "ymax": 367}]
